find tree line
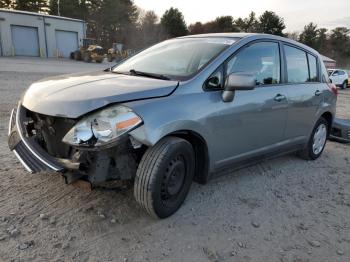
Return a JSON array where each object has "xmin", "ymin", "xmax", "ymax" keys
[{"xmin": 1, "ymin": 0, "xmax": 349, "ymax": 66}]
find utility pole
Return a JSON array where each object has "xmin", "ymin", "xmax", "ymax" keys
[{"xmin": 57, "ymin": 0, "xmax": 61, "ymax": 16}]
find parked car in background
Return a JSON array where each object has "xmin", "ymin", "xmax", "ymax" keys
[
  {"xmin": 8, "ymin": 33, "xmax": 337, "ymax": 218},
  {"xmin": 328, "ymin": 69, "xmax": 349, "ymax": 89}
]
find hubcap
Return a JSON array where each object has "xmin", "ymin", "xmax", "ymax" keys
[
  {"xmin": 312, "ymin": 123, "xmax": 327, "ymax": 155},
  {"xmin": 161, "ymin": 155, "xmax": 186, "ymax": 202}
]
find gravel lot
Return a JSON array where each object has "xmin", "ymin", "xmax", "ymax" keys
[{"xmin": 0, "ymin": 57, "xmax": 349, "ymax": 262}]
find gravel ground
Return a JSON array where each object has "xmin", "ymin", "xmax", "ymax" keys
[{"xmin": 0, "ymin": 57, "xmax": 349, "ymax": 262}]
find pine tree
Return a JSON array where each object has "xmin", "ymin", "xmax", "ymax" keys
[
  {"xmin": 161, "ymin": 7, "xmax": 188, "ymax": 37},
  {"xmin": 257, "ymin": 11, "xmax": 285, "ymax": 36},
  {"xmin": 49, "ymin": 0, "xmax": 89, "ymax": 19},
  {"xmin": 0, "ymin": 0, "xmax": 14, "ymax": 9},
  {"xmin": 14, "ymin": 0, "xmax": 49, "ymax": 13}
]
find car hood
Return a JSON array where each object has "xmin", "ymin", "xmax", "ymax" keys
[{"xmin": 22, "ymin": 71, "xmax": 178, "ymax": 118}]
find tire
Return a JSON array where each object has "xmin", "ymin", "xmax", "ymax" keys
[
  {"xmin": 74, "ymin": 51, "xmax": 81, "ymax": 61},
  {"xmin": 297, "ymin": 117, "xmax": 328, "ymax": 160},
  {"xmin": 83, "ymin": 52, "xmax": 91, "ymax": 63},
  {"xmin": 134, "ymin": 137, "xmax": 195, "ymax": 218},
  {"xmin": 342, "ymin": 81, "xmax": 347, "ymax": 90},
  {"xmin": 107, "ymin": 54, "xmax": 114, "ymax": 62},
  {"xmin": 95, "ymin": 57, "xmax": 103, "ymax": 63}
]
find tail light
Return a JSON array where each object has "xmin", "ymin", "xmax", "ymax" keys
[{"xmin": 327, "ymin": 82, "xmax": 338, "ymax": 96}]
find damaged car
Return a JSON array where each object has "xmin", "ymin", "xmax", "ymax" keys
[{"xmin": 8, "ymin": 33, "xmax": 337, "ymax": 218}]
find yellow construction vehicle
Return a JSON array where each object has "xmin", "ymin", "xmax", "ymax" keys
[
  {"xmin": 107, "ymin": 43, "xmax": 124, "ymax": 62},
  {"xmin": 70, "ymin": 38, "xmax": 104, "ymax": 63},
  {"xmin": 107, "ymin": 43, "xmax": 135, "ymax": 62}
]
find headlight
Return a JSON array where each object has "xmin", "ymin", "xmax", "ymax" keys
[{"xmin": 62, "ymin": 105, "xmax": 142, "ymax": 147}]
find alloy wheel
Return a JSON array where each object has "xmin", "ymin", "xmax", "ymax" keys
[{"xmin": 312, "ymin": 123, "xmax": 327, "ymax": 155}]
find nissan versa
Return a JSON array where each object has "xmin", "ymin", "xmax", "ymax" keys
[{"xmin": 8, "ymin": 33, "xmax": 337, "ymax": 218}]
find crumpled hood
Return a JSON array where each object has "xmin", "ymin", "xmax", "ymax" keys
[{"xmin": 22, "ymin": 71, "xmax": 178, "ymax": 118}]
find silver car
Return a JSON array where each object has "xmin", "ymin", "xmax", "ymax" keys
[{"xmin": 8, "ymin": 33, "xmax": 337, "ymax": 218}]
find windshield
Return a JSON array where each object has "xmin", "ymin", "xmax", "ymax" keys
[{"xmin": 113, "ymin": 38, "xmax": 236, "ymax": 80}]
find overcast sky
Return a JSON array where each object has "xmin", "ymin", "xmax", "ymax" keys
[{"xmin": 133, "ymin": 0, "xmax": 350, "ymax": 32}]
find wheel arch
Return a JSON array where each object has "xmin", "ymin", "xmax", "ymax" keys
[
  {"xmin": 166, "ymin": 130, "xmax": 210, "ymax": 184},
  {"xmin": 320, "ymin": 111, "xmax": 333, "ymax": 133}
]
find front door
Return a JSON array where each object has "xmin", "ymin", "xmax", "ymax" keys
[{"xmin": 206, "ymin": 41, "xmax": 289, "ymax": 169}]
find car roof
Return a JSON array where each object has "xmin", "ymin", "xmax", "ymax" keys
[
  {"xmin": 179, "ymin": 33, "xmax": 319, "ymax": 56},
  {"xmin": 180, "ymin": 32, "xmax": 256, "ymax": 38}
]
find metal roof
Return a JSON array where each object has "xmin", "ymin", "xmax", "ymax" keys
[
  {"xmin": 0, "ymin": 8, "xmax": 84, "ymax": 23},
  {"xmin": 320, "ymin": 54, "xmax": 336, "ymax": 63}
]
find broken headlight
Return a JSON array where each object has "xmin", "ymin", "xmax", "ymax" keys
[{"xmin": 62, "ymin": 105, "xmax": 142, "ymax": 148}]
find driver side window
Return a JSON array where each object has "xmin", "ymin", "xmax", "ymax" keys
[{"xmin": 226, "ymin": 42, "xmax": 281, "ymax": 85}]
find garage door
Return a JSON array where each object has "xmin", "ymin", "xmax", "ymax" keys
[
  {"xmin": 55, "ymin": 30, "xmax": 78, "ymax": 58},
  {"xmin": 11, "ymin": 25, "xmax": 39, "ymax": 57}
]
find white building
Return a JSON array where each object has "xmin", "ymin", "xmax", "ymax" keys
[
  {"xmin": 0, "ymin": 9, "xmax": 86, "ymax": 58},
  {"xmin": 321, "ymin": 55, "xmax": 336, "ymax": 69}
]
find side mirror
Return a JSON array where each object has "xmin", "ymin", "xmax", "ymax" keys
[{"xmin": 222, "ymin": 73, "xmax": 256, "ymax": 102}]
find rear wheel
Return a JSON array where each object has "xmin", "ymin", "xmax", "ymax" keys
[
  {"xmin": 342, "ymin": 81, "xmax": 348, "ymax": 90},
  {"xmin": 298, "ymin": 117, "xmax": 328, "ymax": 160},
  {"xmin": 134, "ymin": 137, "xmax": 195, "ymax": 218}
]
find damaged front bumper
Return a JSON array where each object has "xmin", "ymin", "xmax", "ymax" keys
[
  {"xmin": 330, "ymin": 118, "xmax": 350, "ymax": 143},
  {"xmin": 8, "ymin": 105, "xmax": 140, "ymax": 185},
  {"xmin": 8, "ymin": 106, "xmax": 65, "ymax": 174}
]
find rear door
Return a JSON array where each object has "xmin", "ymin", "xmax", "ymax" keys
[
  {"xmin": 55, "ymin": 30, "xmax": 78, "ymax": 58},
  {"xmin": 11, "ymin": 25, "xmax": 39, "ymax": 57},
  {"xmin": 283, "ymin": 44, "xmax": 324, "ymax": 141}
]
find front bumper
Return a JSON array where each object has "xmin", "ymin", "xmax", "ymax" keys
[
  {"xmin": 8, "ymin": 105, "xmax": 139, "ymax": 185},
  {"xmin": 8, "ymin": 106, "xmax": 65, "ymax": 174},
  {"xmin": 330, "ymin": 118, "xmax": 350, "ymax": 143}
]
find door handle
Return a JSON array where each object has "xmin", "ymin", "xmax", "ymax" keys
[
  {"xmin": 274, "ymin": 94, "xmax": 286, "ymax": 102},
  {"xmin": 315, "ymin": 90, "xmax": 322, "ymax": 96}
]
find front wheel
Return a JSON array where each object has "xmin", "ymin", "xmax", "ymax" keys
[
  {"xmin": 95, "ymin": 57, "xmax": 103, "ymax": 63},
  {"xmin": 134, "ymin": 137, "xmax": 195, "ymax": 218},
  {"xmin": 107, "ymin": 54, "xmax": 114, "ymax": 62},
  {"xmin": 74, "ymin": 51, "xmax": 81, "ymax": 61},
  {"xmin": 298, "ymin": 117, "xmax": 328, "ymax": 160}
]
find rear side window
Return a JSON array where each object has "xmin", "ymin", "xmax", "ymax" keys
[
  {"xmin": 284, "ymin": 45, "xmax": 309, "ymax": 83},
  {"xmin": 333, "ymin": 70, "xmax": 339, "ymax": 75},
  {"xmin": 226, "ymin": 42, "xmax": 280, "ymax": 85},
  {"xmin": 307, "ymin": 54, "xmax": 318, "ymax": 82}
]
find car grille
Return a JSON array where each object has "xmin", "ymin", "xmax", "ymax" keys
[{"xmin": 25, "ymin": 108, "xmax": 77, "ymax": 159}]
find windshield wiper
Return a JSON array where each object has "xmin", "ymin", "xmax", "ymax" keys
[{"xmin": 129, "ymin": 69, "xmax": 170, "ymax": 80}]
